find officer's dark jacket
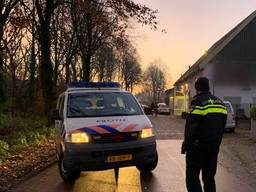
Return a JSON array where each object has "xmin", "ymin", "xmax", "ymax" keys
[{"xmin": 183, "ymin": 91, "xmax": 227, "ymax": 152}]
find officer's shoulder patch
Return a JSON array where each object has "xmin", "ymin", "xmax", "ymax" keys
[{"xmin": 207, "ymin": 97, "xmax": 224, "ymax": 105}]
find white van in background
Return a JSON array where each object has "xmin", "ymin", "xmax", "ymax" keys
[{"xmin": 224, "ymin": 101, "xmax": 236, "ymax": 132}]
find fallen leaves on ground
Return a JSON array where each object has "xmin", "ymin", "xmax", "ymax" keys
[{"xmin": 0, "ymin": 139, "xmax": 56, "ymax": 192}]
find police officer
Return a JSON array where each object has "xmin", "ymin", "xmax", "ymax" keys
[{"xmin": 181, "ymin": 77, "xmax": 227, "ymax": 192}]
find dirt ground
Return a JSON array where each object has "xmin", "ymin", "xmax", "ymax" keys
[
  {"xmin": 219, "ymin": 129, "xmax": 256, "ymax": 189},
  {"xmin": 1, "ymin": 116, "xmax": 256, "ymax": 191},
  {"xmin": 150, "ymin": 115, "xmax": 256, "ymax": 189},
  {"xmin": 0, "ymin": 140, "xmax": 56, "ymax": 192}
]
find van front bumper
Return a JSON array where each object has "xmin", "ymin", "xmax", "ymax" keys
[
  {"xmin": 62, "ymin": 137, "xmax": 157, "ymax": 171},
  {"xmin": 225, "ymin": 123, "xmax": 236, "ymax": 129}
]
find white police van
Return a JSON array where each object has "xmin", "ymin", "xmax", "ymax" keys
[{"xmin": 52, "ymin": 82, "xmax": 158, "ymax": 182}]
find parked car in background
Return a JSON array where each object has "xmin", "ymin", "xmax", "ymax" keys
[
  {"xmin": 224, "ymin": 101, "xmax": 236, "ymax": 132},
  {"xmin": 157, "ymin": 103, "xmax": 170, "ymax": 115}
]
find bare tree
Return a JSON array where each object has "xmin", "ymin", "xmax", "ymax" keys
[
  {"xmin": 120, "ymin": 43, "xmax": 142, "ymax": 92},
  {"xmin": 0, "ymin": 0, "xmax": 158, "ymax": 117},
  {"xmin": 0, "ymin": 0, "xmax": 21, "ymax": 102},
  {"xmin": 143, "ymin": 61, "xmax": 166, "ymax": 102},
  {"xmin": 70, "ymin": 0, "xmax": 157, "ymax": 82},
  {"xmin": 34, "ymin": 0, "xmax": 59, "ymax": 115},
  {"xmin": 51, "ymin": 3, "xmax": 77, "ymax": 91},
  {"xmin": 1, "ymin": 1, "xmax": 32, "ymax": 114},
  {"xmin": 93, "ymin": 43, "xmax": 117, "ymax": 82}
]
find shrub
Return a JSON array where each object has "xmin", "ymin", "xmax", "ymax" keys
[
  {"xmin": 9, "ymin": 132, "xmax": 29, "ymax": 149},
  {"xmin": 0, "ymin": 114, "xmax": 47, "ymax": 137},
  {"xmin": 0, "ymin": 140, "xmax": 10, "ymax": 158},
  {"xmin": 251, "ymin": 107, "xmax": 256, "ymax": 120},
  {"xmin": 0, "ymin": 115, "xmax": 54, "ymax": 159}
]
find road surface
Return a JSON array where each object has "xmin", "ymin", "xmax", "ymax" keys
[{"xmin": 12, "ymin": 116, "xmax": 256, "ymax": 192}]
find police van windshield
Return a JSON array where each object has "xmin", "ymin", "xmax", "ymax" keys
[{"xmin": 67, "ymin": 92, "xmax": 143, "ymax": 118}]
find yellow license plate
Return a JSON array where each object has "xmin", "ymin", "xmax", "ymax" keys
[{"xmin": 106, "ymin": 154, "xmax": 133, "ymax": 163}]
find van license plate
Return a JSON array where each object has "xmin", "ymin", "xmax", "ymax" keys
[{"xmin": 106, "ymin": 154, "xmax": 132, "ymax": 163}]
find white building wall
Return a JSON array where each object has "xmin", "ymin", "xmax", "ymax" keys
[
  {"xmin": 202, "ymin": 63, "xmax": 256, "ymax": 104},
  {"xmin": 203, "ymin": 63, "xmax": 256, "ymax": 117},
  {"xmin": 174, "ymin": 61, "xmax": 256, "ymax": 117},
  {"xmin": 214, "ymin": 85, "xmax": 256, "ymax": 104},
  {"xmin": 202, "ymin": 63, "xmax": 215, "ymax": 95}
]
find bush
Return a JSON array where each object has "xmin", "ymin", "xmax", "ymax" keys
[
  {"xmin": 251, "ymin": 107, "xmax": 256, "ymax": 120},
  {"xmin": 0, "ymin": 140, "xmax": 10, "ymax": 158},
  {"xmin": 0, "ymin": 115, "xmax": 54, "ymax": 158},
  {"xmin": 0, "ymin": 114, "xmax": 47, "ymax": 137},
  {"xmin": 8, "ymin": 126, "xmax": 54, "ymax": 149}
]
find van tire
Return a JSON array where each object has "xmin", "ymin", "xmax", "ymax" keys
[
  {"xmin": 58, "ymin": 153, "xmax": 81, "ymax": 183},
  {"xmin": 136, "ymin": 152, "xmax": 158, "ymax": 173}
]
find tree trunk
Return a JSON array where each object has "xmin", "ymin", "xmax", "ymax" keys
[
  {"xmin": 39, "ymin": 26, "xmax": 54, "ymax": 116},
  {"xmin": 83, "ymin": 13, "xmax": 93, "ymax": 82},
  {"xmin": 53, "ymin": 46, "xmax": 58, "ymax": 100},
  {"xmin": 71, "ymin": 57, "xmax": 77, "ymax": 81},
  {"xmin": 35, "ymin": 0, "xmax": 55, "ymax": 119},
  {"xmin": 82, "ymin": 54, "xmax": 91, "ymax": 82},
  {"xmin": 28, "ymin": 15, "xmax": 36, "ymax": 111},
  {"xmin": 11, "ymin": 63, "xmax": 16, "ymax": 114},
  {"xmin": 65, "ymin": 63, "xmax": 70, "ymax": 84},
  {"xmin": 0, "ymin": 26, "xmax": 6, "ymax": 103}
]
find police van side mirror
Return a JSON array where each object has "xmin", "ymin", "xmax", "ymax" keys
[
  {"xmin": 181, "ymin": 112, "xmax": 188, "ymax": 119},
  {"xmin": 51, "ymin": 109, "xmax": 61, "ymax": 120}
]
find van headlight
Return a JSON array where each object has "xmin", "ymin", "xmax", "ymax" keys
[
  {"xmin": 140, "ymin": 128, "xmax": 154, "ymax": 139},
  {"xmin": 66, "ymin": 132, "xmax": 90, "ymax": 143}
]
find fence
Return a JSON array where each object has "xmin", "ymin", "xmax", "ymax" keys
[{"xmin": 233, "ymin": 104, "xmax": 255, "ymax": 129}]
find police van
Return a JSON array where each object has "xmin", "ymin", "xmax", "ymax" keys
[{"xmin": 52, "ymin": 82, "xmax": 158, "ymax": 182}]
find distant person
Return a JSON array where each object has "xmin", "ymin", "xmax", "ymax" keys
[
  {"xmin": 151, "ymin": 102, "xmax": 158, "ymax": 116},
  {"xmin": 181, "ymin": 77, "xmax": 227, "ymax": 192}
]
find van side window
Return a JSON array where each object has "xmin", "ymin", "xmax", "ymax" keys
[{"xmin": 59, "ymin": 95, "xmax": 65, "ymax": 118}]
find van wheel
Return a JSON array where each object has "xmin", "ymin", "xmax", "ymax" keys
[
  {"xmin": 58, "ymin": 153, "xmax": 81, "ymax": 183},
  {"xmin": 136, "ymin": 152, "xmax": 158, "ymax": 173}
]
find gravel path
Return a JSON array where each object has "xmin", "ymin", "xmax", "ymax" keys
[
  {"xmin": 149, "ymin": 115, "xmax": 185, "ymax": 139},
  {"xmin": 3, "ymin": 116, "xmax": 256, "ymax": 191},
  {"xmin": 150, "ymin": 115, "xmax": 256, "ymax": 189}
]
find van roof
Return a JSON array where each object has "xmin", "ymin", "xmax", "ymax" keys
[{"xmin": 66, "ymin": 82, "xmax": 121, "ymax": 91}]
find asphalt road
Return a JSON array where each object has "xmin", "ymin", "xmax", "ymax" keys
[{"xmin": 12, "ymin": 116, "xmax": 256, "ymax": 192}]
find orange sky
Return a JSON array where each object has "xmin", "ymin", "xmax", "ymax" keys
[{"xmin": 133, "ymin": 0, "xmax": 256, "ymax": 88}]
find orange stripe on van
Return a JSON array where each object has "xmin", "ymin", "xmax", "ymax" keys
[
  {"xmin": 89, "ymin": 126, "xmax": 110, "ymax": 134},
  {"xmin": 123, "ymin": 124, "xmax": 137, "ymax": 132},
  {"xmin": 109, "ymin": 124, "xmax": 121, "ymax": 128}
]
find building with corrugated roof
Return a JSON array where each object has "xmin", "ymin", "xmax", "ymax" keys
[{"xmin": 174, "ymin": 11, "xmax": 256, "ymax": 117}]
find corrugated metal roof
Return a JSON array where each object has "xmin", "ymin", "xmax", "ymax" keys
[{"xmin": 174, "ymin": 10, "xmax": 256, "ymax": 86}]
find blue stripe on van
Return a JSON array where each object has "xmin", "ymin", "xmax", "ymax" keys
[
  {"xmin": 78, "ymin": 127, "xmax": 99, "ymax": 135},
  {"xmin": 98, "ymin": 125, "xmax": 119, "ymax": 133}
]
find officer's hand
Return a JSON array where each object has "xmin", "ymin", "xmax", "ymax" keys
[{"xmin": 181, "ymin": 142, "xmax": 186, "ymax": 154}]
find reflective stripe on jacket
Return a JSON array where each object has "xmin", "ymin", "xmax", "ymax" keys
[{"xmin": 183, "ymin": 92, "xmax": 227, "ymax": 152}]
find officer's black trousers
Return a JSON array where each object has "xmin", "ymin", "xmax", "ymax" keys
[{"xmin": 186, "ymin": 146, "xmax": 218, "ymax": 192}]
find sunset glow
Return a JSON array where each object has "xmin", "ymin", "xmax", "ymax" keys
[{"xmin": 134, "ymin": 0, "xmax": 256, "ymax": 87}]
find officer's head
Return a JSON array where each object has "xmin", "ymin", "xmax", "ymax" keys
[{"xmin": 195, "ymin": 77, "xmax": 210, "ymax": 93}]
